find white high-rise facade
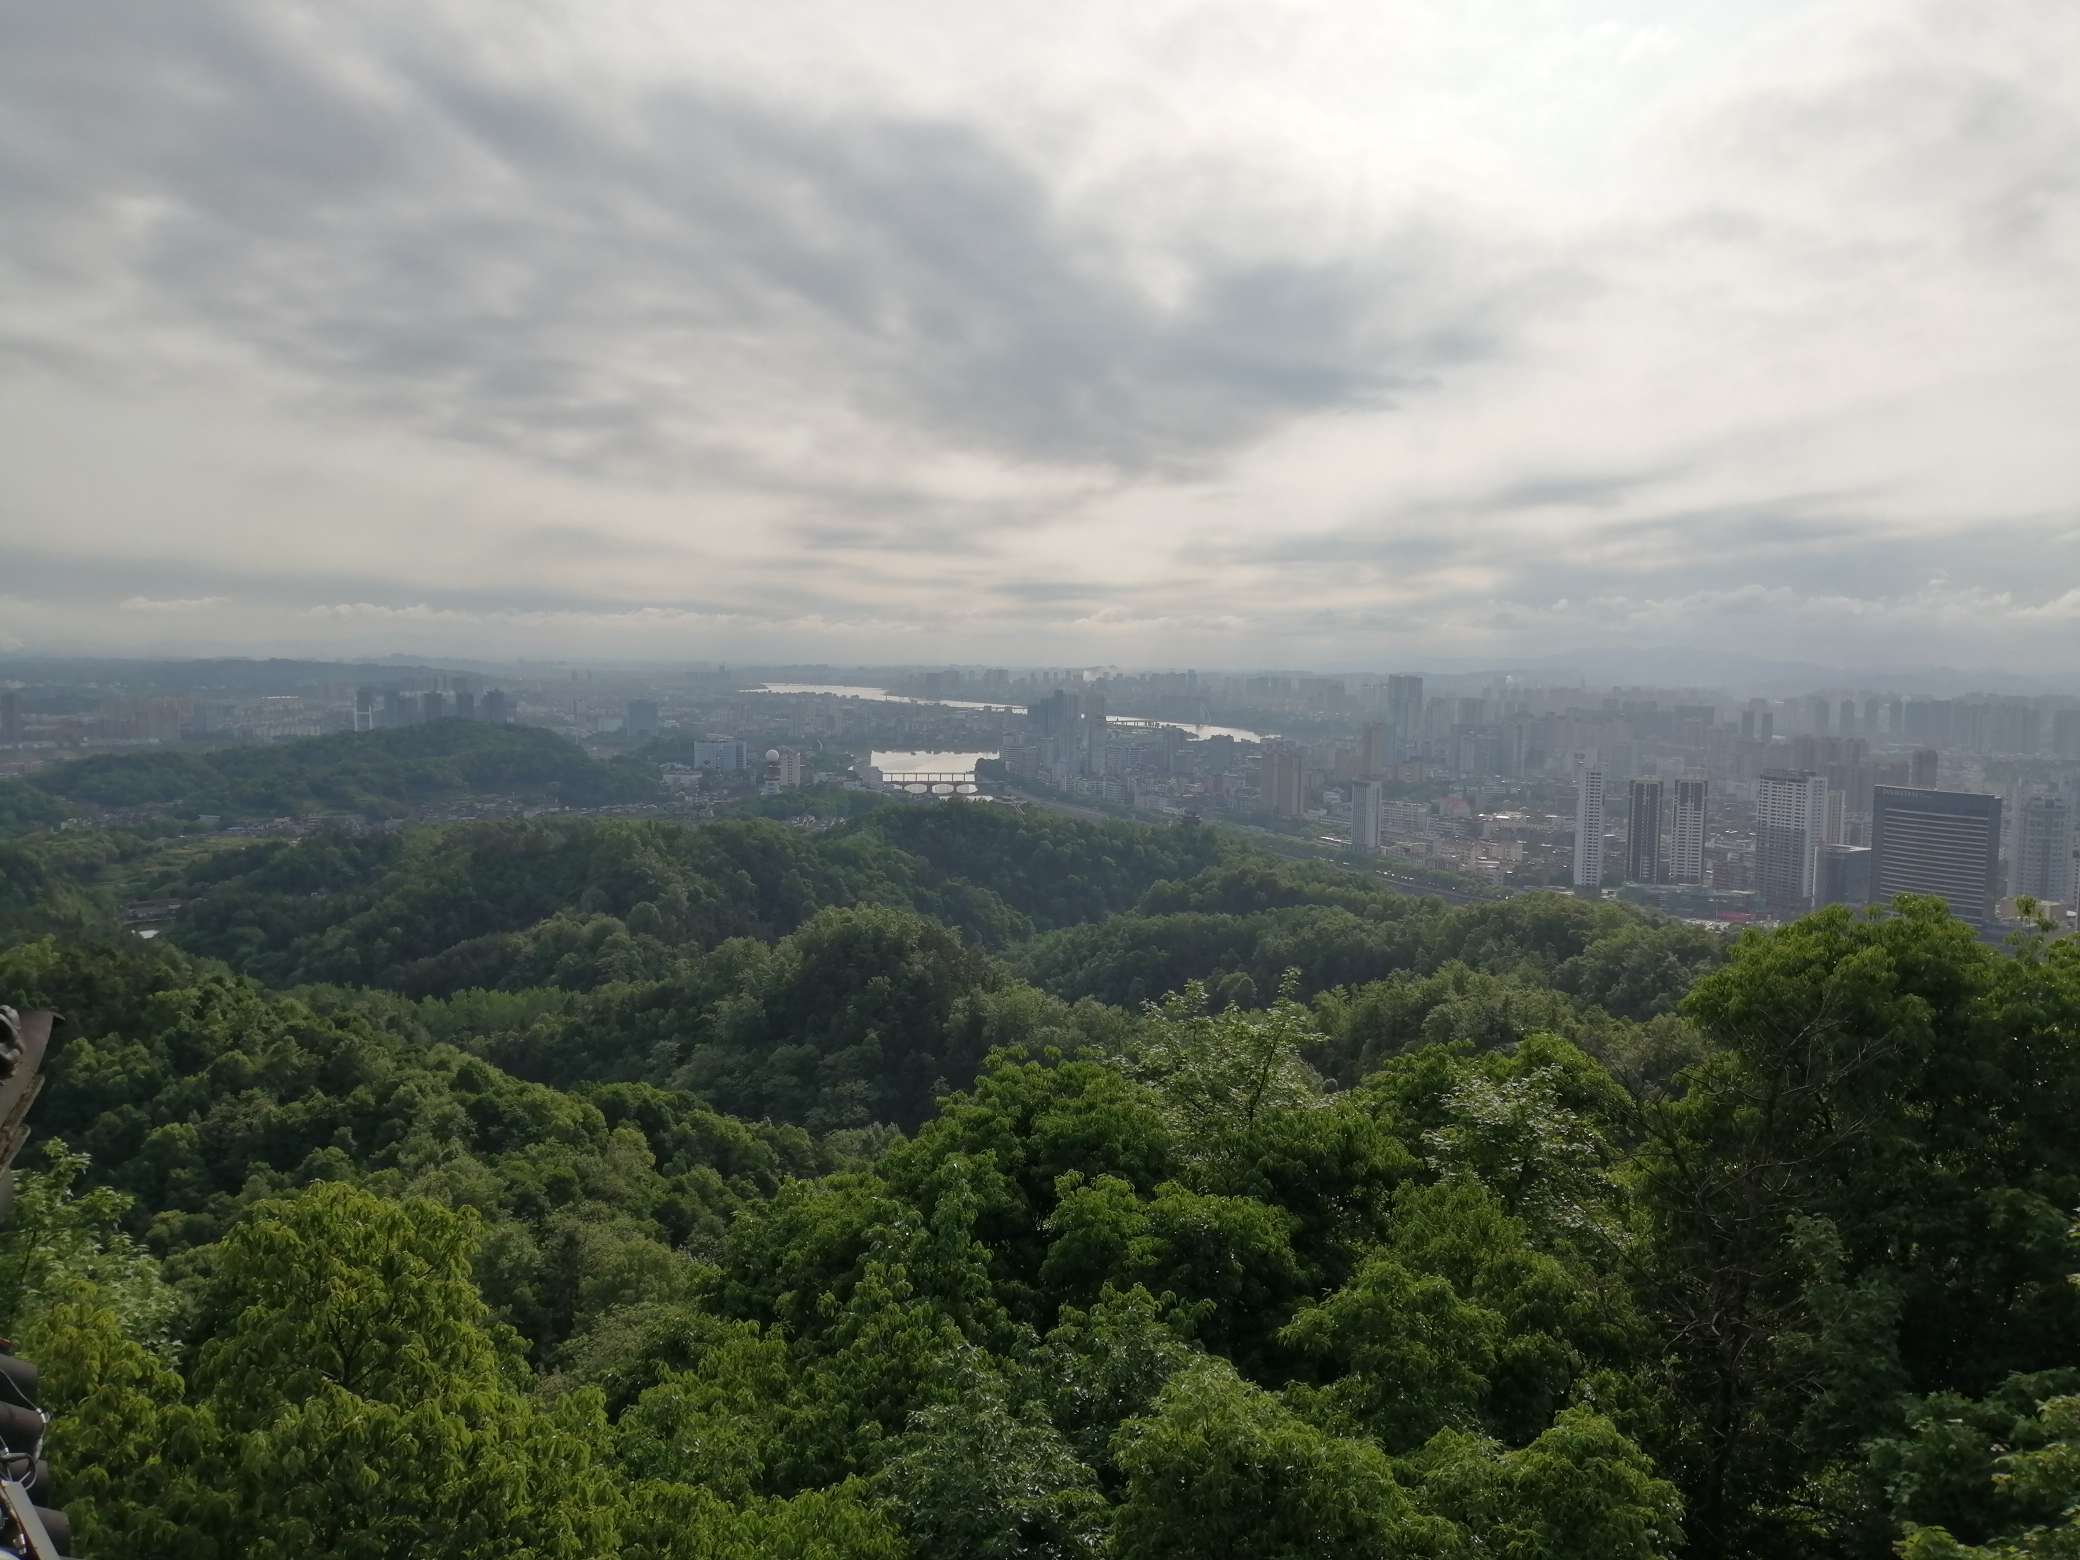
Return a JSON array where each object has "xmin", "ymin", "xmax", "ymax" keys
[
  {"xmin": 1351, "ymin": 779, "xmax": 1383, "ymax": 851},
  {"xmin": 1757, "ymin": 769, "xmax": 1828, "ymax": 912},
  {"xmin": 1672, "ymin": 776, "xmax": 1708, "ymax": 884},
  {"xmin": 1573, "ymin": 764, "xmax": 1606, "ymax": 890}
]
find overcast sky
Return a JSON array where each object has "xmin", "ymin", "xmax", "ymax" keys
[{"xmin": 2, "ymin": 0, "xmax": 2076, "ymax": 672}]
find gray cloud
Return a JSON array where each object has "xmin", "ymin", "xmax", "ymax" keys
[
  {"xmin": 1239, "ymin": 527, "xmax": 1467, "ymax": 570},
  {"xmin": 1713, "ymin": 17, "xmax": 2080, "ymax": 273},
  {"xmin": 0, "ymin": 539, "xmax": 878, "ymax": 624},
  {"xmin": 987, "ymin": 579, "xmax": 1164, "ymax": 606},
  {"xmin": 791, "ymin": 520, "xmax": 996, "ymax": 557},
  {"xmin": 0, "ymin": 0, "xmax": 1515, "ymax": 484},
  {"xmin": 1213, "ymin": 481, "xmax": 2080, "ymax": 644},
  {"xmin": 1, "ymin": 0, "xmax": 2076, "ymax": 671},
  {"xmin": 509, "ymin": 525, "xmax": 698, "ymax": 563},
  {"xmin": 1486, "ymin": 468, "xmax": 1686, "ymax": 512},
  {"xmin": 1222, "ymin": 463, "xmax": 1690, "ymax": 566}
]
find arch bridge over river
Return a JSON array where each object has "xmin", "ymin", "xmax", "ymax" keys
[{"xmin": 876, "ymin": 768, "xmax": 996, "ymax": 796}]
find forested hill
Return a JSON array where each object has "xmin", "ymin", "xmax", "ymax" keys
[
  {"xmin": 3, "ymin": 794, "xmax": 2077, "ymax": 1557},
  {"xmin": 0, "ymin": 719, "xmax": 659, "ymax": 829}
]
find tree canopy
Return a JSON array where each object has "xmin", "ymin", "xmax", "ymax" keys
[{"xmin": 4, "ymin": 785, "xmax": 2072, "ymax": 1559}]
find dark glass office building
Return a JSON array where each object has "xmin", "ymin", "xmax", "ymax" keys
[
  {"xmin": 1627, "ymin": 778, "xmax": 1664, "ymax": 883},
  {"xmin": 1816, "ymin": 843, "xmax": 1872, "ymax": 908},
  {"xmin": 1868, "ymin": 786, "xmax": 2002, "ymax": 925}
]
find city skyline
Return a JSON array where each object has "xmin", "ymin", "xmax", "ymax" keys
[
  {"xmin": 9, "ymin": 650, "xmax": 2080, "ymax": 930},
  {"xmin": 3, "ymin": 0, "xmax": 2077, "ymax": 669}
]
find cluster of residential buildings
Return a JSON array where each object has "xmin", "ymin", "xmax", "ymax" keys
[
  {"xmin": 352, "ymin": 684, "xmax": 512, "ymax": 728},
  {"xmin": 1564, "ymin": 763, "xmax": 2059, "ymax": 931},
  {"xmin": 14, "ymin": 658, "xmax": 2080, "ymax": 934},
  {"xmin": 0, "ymin": 690, "xmax": 330, "ymax": 751},
  {"xmin": 706, "ymin": 676, "xmax": 2080, "ymax": 925}
]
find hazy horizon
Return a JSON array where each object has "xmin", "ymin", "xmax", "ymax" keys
[{"xmin": 4, "ymin": 0, "xmax": 2076, "ymax": 671}]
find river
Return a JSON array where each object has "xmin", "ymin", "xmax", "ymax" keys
[
  {"xmin": 871, "ymin": 749, "xmax": 997, "ymax": 775},
  {"xmin": 746, "ymin": 683, "xmax": 1267, "ymax": 744}
]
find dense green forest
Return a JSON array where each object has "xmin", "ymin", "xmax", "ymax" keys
[
  {"xmin": 0, "ymin": 720, "xmax": 660, "ymax": 830},
  {"xmin": 2, "ymin": 784, "xmax": 2076, "ymax": 1557}
]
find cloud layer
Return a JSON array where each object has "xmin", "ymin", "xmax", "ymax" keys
[{"xmin": 2, "ymin": 0, "xmax": 2077, "ymax": 674}]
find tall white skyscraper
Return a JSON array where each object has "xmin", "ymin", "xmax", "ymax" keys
[
  {"xmin": 1351, "ymin": 779, "xmax": 1383, "ymax": 851},
  {"xmin": 1574, "ymin": 764, "xmax": 1606, "ymax": 890},
  {"xmin": 1672, "ymin": 776, "xmax": 1708, "ymax": 884},
  {"xmin": 1757, "ymin": 769, "xmax": 1828, "ymax": 913}
]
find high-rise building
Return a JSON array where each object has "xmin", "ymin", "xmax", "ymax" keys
[
  {"xmin": 454, "ymin": 690, "xmax": 477, "ymax": 721},
  {"xmin": 2055, "ymin": 710, "xmax": 2080, "ymax": 760},
  {"xmin": 1757, "ymin": 769, "xmax": 1828, "ymax": 913},
  {"xmin": 1573, "ymin": 765, "xmax": 1606, "ymax": 890},
  {"xmin": 1351, "ymin": 779, "xmax": 1383, "ymax": 851},
  {"xmin": 1838, "ymin": 698, "xmax": 1856, "ymax": 735},
  {"xmin": 1910, "ymin": 748, "xmax": 1939, "ymax": 788},
  {"xmin": 1263, "ymin": 743, "xmax": 1305, "ymax": 819},
  {"xmin": 625, "ymin": 699, "xmax": 659, "ymax": 740},
  {"xmin": 692, "ymin": 739, "xmax": 749, "ymax": 771},
  {"xmin": 1386, "ymin": 675, "xmax": 1423, "ymax": 757},
  {"xmin": 381, "ymin": 688, "xmax": 406, "ymax": 729},
  {"xmin": 1031, "ymin": 689, "xmax": 1078, "ymax": 743},
  {"xmin": 1360, "ymin": 722, "xmax": 1391, "ymax": 777},
  {"xmin": 2014, "ymin": 795, "xmax": 2071, "ymax": 904},
  {"xmin": 1626, "ymin": 778, "xmax": 1664, "ymax": 883},
  {"xmin": 1672, "ymin": 776, "xmax": 1708, "ymax": 884},
  {"xmin": 1869, "ymin": 785, "xmax": 2002, "ymax": 925},
  {"xmin": 1816, "ymin": 844, "xmax": 1873, "ymax": 908},
  {"xmin": 352, "ymin": 687, "xmax": 375, "ymax": 733},
  {"xmin": 1988, "ymin": 701, "xmax": 2039, "ymax": 756},
  {"xmin": 0, "ymin": 689, "xmax": 21, "ymax": 744},
  {"xmin": 422, "ymin": 690, "xmax": 447, "ymax": 722},
  {"xmin": 481, "ymin": 689, "xmax": 510, "ymax": 724},
  {"xmin": 1083, "ymin": 689, "xmax": 1108, "ymax": 776}
]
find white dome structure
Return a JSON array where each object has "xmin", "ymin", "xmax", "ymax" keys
[{"xmin": 765, "ymin": 748, "xmax": 781, "ymax": 762}]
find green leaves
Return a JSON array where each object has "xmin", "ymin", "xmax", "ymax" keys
[
  {"xmin": 1878, "ymin": 1373, "xmax": 2080, "ymax": 1556},
  {"xmin": 20, "ymin": 806, "xmax": 2080, "ymax": 1559},
  {"xmin": 1636, "ymin": 899, "xmax": 2080, "ymax": 1557},
  {"xmin": 1282, "ymin": 1251, "xmax": 1501, "ymax": 1452},
  {"xmin": 0, "ymin": 1139, "xmax": 177, "ymax": 1349},
  {"xmin": 1112, "ymin": 1358, "xmax": 1452, "ymax": 1559},
  {"xmin": 20, "ymin": 1293, "xmax": 231, "ymax": 1560},
  {"xmin": 876, "ymin": 1363, "xmax": 1107, "ymax": 1560},
  {"xmin": 191, "ymin": 1184, "xmax": 510, "ymax": 1424},
  {"xmin": 1408, "ymin": 1409, "xmax": 1683, "ymax": 1560},
  {"xmin": 227, "ymin": 1382, "xmax": 621, "ymax": 1560}
]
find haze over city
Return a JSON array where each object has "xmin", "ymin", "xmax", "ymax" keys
[{"xmin": 3, "ymin": 0, "xmax": 2077, "ymax": 672}]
